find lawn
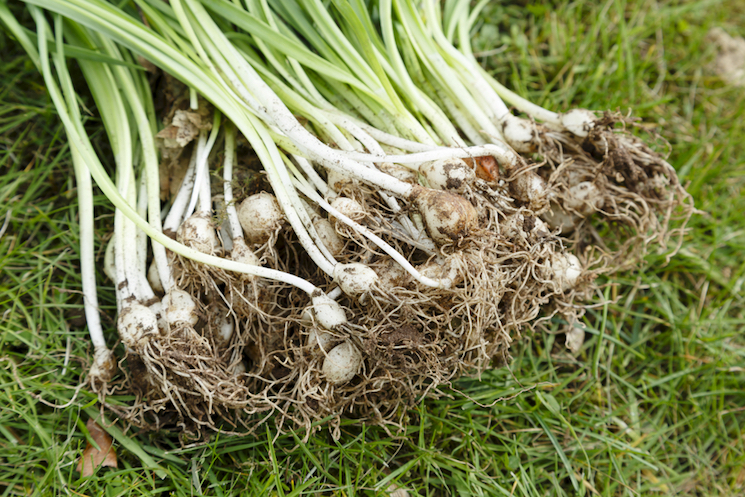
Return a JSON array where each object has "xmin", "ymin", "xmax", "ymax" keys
[{"xmin": 1, "ymin": 0, "xmax": 744, "ymax": 495}]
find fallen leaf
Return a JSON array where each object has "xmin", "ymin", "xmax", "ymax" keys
[{"xmin": 77, "ymin": 418, "xmax": 117, "ymax": 477}]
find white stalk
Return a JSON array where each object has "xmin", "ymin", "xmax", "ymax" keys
[
  {"xmin": 185, "ymin": 129, "xmax": 208, "ymax": 219},
  {"xmin": 339, "ymin": 143, "xmax": 520, "ymax": 171},
  {"xmin": 195, "ymin": 111, "xmax": 221, "ymax": 216},
  {"xmin": 378, "ymin": 0, "xmax": 466, "ymax": 146},
  {"xmin": 433, "ymin": 82, "xmax": 488, "ymax": 145},
  {"xmin": 163, "ymin": 148, "xmax": 198, "ymax": 235},
  {"xmin": 72, "ymin": 142, "xmax": 114, "ymax": 377},
  {"xmin": 292, "ymin": 154, "xmax": 330, "ymax": 197},
  {"xmin": 33, "ymin": 24, "xmax": 328, "ymax": 299},
  {"xmin": 222, "ymin": 123, "xmax": 244, "ymax": 241},
  {"xmin": 425, "ymin": 0, "xmax": 511, "ymax": 122},
  {"xmin": 334, "ymin": 114, "xmax": 442, "ymax": 153},
  {"xmin": 293, "ymin": 179, "xmax": 449, "ymax": 289},
  {"xmin": 322, "ymin": 110, "xmax": 385, "ymax": 156},
  {"xmin": 176, "ymin": 2, "xmax": 337, "ymax": 275},
  {"xmin": 124, "ymin": 167, "xmax": 154, "ymax": 303},
  {"xmin": 98, "ymin": 32, "xmax": 176, "ymax": 292},
  {"xmin": 136, "ymin": 175, "xmax": 148, "ymax": 276},
  {"xmin": 179, "ymin": 0, "xmax": 417, "ymax": 199},
  {"xmin": 46, "ymin": 17, "xmax": 115, "ymax": 379},
  {"xmin": 394, "ymin": 0, "xmax": 502, "ymax": 139}
]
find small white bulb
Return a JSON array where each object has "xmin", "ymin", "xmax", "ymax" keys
[
  {"xmin": 509, "ymin": 172, "xmax": 547, "ymax": 209},
  {"xmin": 215, "ymin": 314, "xmax": 234, "ymax": 345},
  {"xmin": 238, "ymin": 192, "xmax": 285, "ymax": 244},
  {"xmin": 322, "ymin": 341, "xmax": 362, "ymax": 385},
  {"xmin": 231, "ymin": 360, "xmax": 247, "ymax": 376},
  {"xmin": 311, "ymin": 292, "xmax": 347, "ymax": 329},
  {"xmin": 330, "ymin": 196, "xmax": 366, "ymax": 222},
  {"xmin": 313, "ymin": 218, "xmax": 345, "ymax": 256},
  {"xmin": 162, "ymin": 288, "xmax": 199, "ymax": 326},
  {"xmin": 89, "ymin": 347, "xmax": 116, "ymax": 382},
  {"xmin": 419, "ymin": 158, "xmax": 475, "ymax": 192},
  {"xmin": 231, "ymin": 237, "xmax": 260, "ymax": 281},
  {"xmin": 333, "ymin": 263, "xmax": 379, "ymax": 297},
  {"xmin": 560, "ymin": 109, "xmax": 597, "ymax": 138},
  {"xmin": 327, "ymin": 168, "xmax": 355, "ymax": 191},
  {"xmin": 177, "ymin": 212, "xmax": 220, "ymax": 254},
  {"xmin": 565, "ymin": 181, "xmax": 604, "ymax": 216},
  {"xmin": 417, "ymin": 256, "xmax": 461, "ymax": 286},
  {"xmin": 375, "ymin": 257, "xmax": 410, "ymax": 290},
  {"xmin": 551, "ymin": 253, "xmax": 582, "ymax": 291},
  {"xmin": 378, "ymin": 162, "xmax": 417, "ymax": 183},
  {"xmin": 542, "ymin": 204, "xmax": 579, "ymax": 234},
  {"xmin": 307, "ymin": 328, "xmax": 335, "ymax": 351},
  {"xmin": 118, "ymin": 303, "xmax": 158, "ymax": 350},
  {"xmin": 501, "ymin": 115, "xmax": 537, "ymax": 153},
  {"xmin": 410, "ymin": 186, "xmax": 479, "ymax": 244}
]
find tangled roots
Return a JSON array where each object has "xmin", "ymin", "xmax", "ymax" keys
[{"xmin": 539, "ymin": 112, "xmax": 693, "ymax": 270}]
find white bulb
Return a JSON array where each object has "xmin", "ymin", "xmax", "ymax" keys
[
  {"xmin": 551, "ymin": 253, "xmax": 582, "ymax": 291},
  {"xmin": 231, "ymin": 360, "xmax": 247, "ymax": 376},
  {"xmin": 307, "ymin": 328, "xmax": 335, "ymax": 351},
  {"xmin": 378, "ymin": 162, "xmax": 417, "ymax": 183},
  {"xmin": 542, "ymin": 204, "xmax": 579, "ymax": 234},
  {"xmin": 501, "ymin": 115, "xmax": 537, "ymax": 153},
  {"xmin": 560, "ymin": 109, "xmax": 597, "ymax": 138},
  {"xmin": 314, "ymin": 218, "xmax": 345, "ymax": 256},
  {"xmin": 509, "ymin": 172, "xmax": 547, "ymax": 209},
  {"xmin": 311, "ymin": 292, "xmax": 347, "ymax": 329},
  {"xmin": 322, "ymin": 341, "xmax": 362, "ymax": 385},
  {"xmin": 330, "ymin": 196, "xmax": 366, "ymax": 222},
  {"xmin": 417, "ymin": 256, "xmax": 460, "ymax": 287},
  {"xmin": 411, "ymin": 187, "xmax": 479, "ymax": 245},
  {"xmin": 333, "ymin": 263, "xmax": 379, "ymax": 297},
  {"xmin": 216, "ymin": 314, "xmax": 234, "ymax": 345},
  {"xmin": 419, "ymin": 158, "xmax": 475, "ymax": 191},
  {"xmin": 89, "ymin": 347, "xmax": 116, "ymax": 381},
  {"xmin": 162, "ymin": 288, "xmax": 199, "ymax": 326},
  {"xmin": 118, "ymin": 303, "xmax": 158, "ymax": 350},
  {"xmin": 238, "ymin": 192, "xmax": 285, "ymax": 244},
  {"xmin": 375, "ymin": 257, "xmax": 410, "ymax": 290},
  {"xmin": 177, "ymin": 212, "xmax": 220, "ymax": 254},
  {"xmin": 231, "ymin": 236, "xmax": 260, "ymax": 277},
  {"xmin": 565, "ymin": 181, "xmax": 604, "ymax": 216},
  {"xmin": 327, "ymin": 168, "xmax": 355, "ymax": 191}
]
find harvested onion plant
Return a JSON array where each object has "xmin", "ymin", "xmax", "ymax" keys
[{"xmin": 4, "ymin": 0, "xmax": 692, "ymax": 437}]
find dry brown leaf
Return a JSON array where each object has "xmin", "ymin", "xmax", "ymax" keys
[{"xmin": 76, "ymin": 418, "xmax": 117, "ymax": 477}]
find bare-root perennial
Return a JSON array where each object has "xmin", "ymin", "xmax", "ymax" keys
[{"xmin": 9, "ymin": 0, "xmax": 693, "ymax": 439}]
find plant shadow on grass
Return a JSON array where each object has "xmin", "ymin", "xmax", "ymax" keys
[{"xmin": 1, "ymin": 0, "xmax": 744, "ymax": 495}]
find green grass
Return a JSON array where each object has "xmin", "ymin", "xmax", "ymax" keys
[{"xmin": 1, "ymin": 0, "xmax": 744, "ymax": 495}]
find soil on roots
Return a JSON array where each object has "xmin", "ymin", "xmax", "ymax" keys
[{"xmin": 538, "ymin": 111, "xmax": 693, "ymax": 271}]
